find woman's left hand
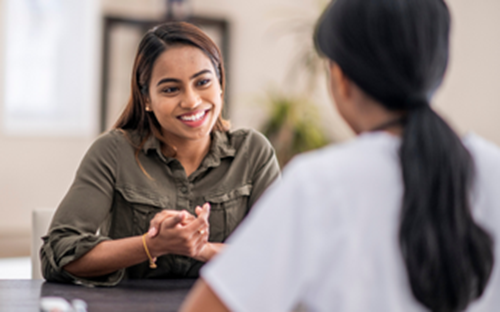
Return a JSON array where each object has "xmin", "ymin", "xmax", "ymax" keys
[
  {"xmin": 148, "ymin": 209, "xmax": 196, "ymax": 238},
  {"xmin": 147, "ymin": 203, "xmax": 224, "ymax": 262},
  {"xmin": 147, "ymin": 203, "xmax": 220, "ymax": 261},
  {"xmin": 188, "ymin": 204, "xmax": 225, "ymax": 262}
]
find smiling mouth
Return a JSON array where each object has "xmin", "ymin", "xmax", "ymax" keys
[{"xmin": 178, "ymin": 109, "xmax": 209, "ymax": 122}]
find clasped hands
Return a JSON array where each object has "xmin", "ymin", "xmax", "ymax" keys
[{"xmin": 145, "ymin": 203, "xmax": 212, "ymax": 262}]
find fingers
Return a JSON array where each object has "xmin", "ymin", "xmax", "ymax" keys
[
  {"xmin": 155, "ymin": 211, "xmax": 187, "ymax": 235},
  {"xmin": 189, "ymin": 224, "xmax": 209, "ymax": 257},
  {"xmin": 180, "ymin": 211, "xmax": 196, "ymax": 225},
  {"xmin": 195, "ymin": 203, "xmax": 211, "ymax": 218},
  {"xmin": 196, "ymin": 203, "xmax": 211, "ymax": 221},
  {"xmin": 149, "ymin": 204, "xmax": 210, "ymax": 252},
  {"xmin": 196, "ymin": 222, "xmax": 209, "ymax": 237},
  {"xmin": 193, "ymin": 203, "xmax": 210, "ymax": 236},
  {"xmin": 160, "ymin": 211, "xmax": 187, "ymax": 229},
  {"xmin": 148, "ymin": 210, "xmax": 171, "ymax": 237},
  {"xmin": 195, "ymin": 206, "xmax": 202, "ymax": 217},
  {"xmin": 150, "ymin": 205, "xmax": 210, "ymax": 258},
  {"xmin": 149, "ymin": 210, "xmax": 197, "ymax": 237},
  {"xmin": 186, "ymin": 203, "xmax": 211, "ymax": 234}
]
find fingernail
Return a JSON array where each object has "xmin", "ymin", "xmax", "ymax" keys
[
  {"xmin": 205, "ymin": 202, "xmax": 211, "ymax": 210},
  {"xmin": 148, "ymin": 227, "xmax": 156, "ymax": 236}
]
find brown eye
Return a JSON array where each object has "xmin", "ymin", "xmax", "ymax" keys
[
  {"xmin": 197, "ymin": 79, "xmax": 210, "ymax": 86},
  {"xmin": 162, "ymin": 87, "xmax": 179, "ymax": 94}
]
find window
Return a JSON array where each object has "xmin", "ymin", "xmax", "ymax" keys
[{"xmin": 3, "ymin": 0, "xmax": 99, "ymax": 136}]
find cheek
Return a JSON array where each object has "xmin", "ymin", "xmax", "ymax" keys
[
  {"xmin": 214, "ymin": 96, "xmax": 223, "ymax": 111},
  {"xmin": 205, "ymin": 89, "xmax": 223, "ymax": 111},
  {"xmin": 210, "ymin": 99, "xmax": 223, "ymax": 123},
  {"xmin": 150, "ymin": 101, "xmax": 176, "ymax": 123},
  {"xmin": 150, "ymin": 94, "xmax": 173, "ymax": 110}
]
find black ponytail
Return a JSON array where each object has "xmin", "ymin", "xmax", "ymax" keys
[
  {"xmin": 315, "ymin": 0, "xmax": 494, "ymax": 310},
  {"xmin": 400, "ymin": 104, "xmax": 493, "ymax": 311}
]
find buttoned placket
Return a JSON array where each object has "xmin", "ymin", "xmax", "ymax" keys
[
  {"xmin": 149, "ymin": 152, "xmax": 194, "ymax": 274},
  {"xmin": 170, "ymin": 160, "xmax": 193, "ymax": 215},
  {"xmin": 145, "ymin": 132, "xmax": 236, "ymax": 218}
]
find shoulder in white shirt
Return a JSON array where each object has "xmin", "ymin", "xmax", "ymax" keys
[{"xmin": 202, "ymin": 132, "xmax": 500, "ymax": 312}]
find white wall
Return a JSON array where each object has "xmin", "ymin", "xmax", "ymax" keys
[
  {"xmin": 435, "ymin": 0, "xmax": 500, "ymax": 143},
  {"xmin": 0, "ymin": 0, "xmax": 499, "ymax": 257}
]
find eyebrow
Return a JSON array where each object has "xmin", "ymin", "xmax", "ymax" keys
[{"xmin": 156, "ymin": 69, "xmax": 213, "ymax": 87}]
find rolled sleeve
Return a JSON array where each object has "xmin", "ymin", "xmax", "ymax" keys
[
  {"xmin": 40, "ymin": 132, "xmax": 123, "ymax": 286},
  {"xmin": 41, "ymin": 226, "xmax": 124, "ymax": 286}
]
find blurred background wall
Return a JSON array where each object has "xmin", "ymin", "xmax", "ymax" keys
[{"xmin": 0, "ymin": 0, "xmax": 498, "ymax": 258}]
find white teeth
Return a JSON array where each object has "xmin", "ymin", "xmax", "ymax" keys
[{"xmin": 180, "ymin": 110, "xmax": 206, "ymax": 121}]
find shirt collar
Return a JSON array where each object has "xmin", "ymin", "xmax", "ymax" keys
[
  {"xmin": 142, "ymin": 134, "xmax": 161, "ymax": 154},
  {"xmin": 142, "ymin": 131, "xmax": 236, "ymax": 164},
  {"xmin": 210, "ymin": 130, "xmax": 236, "ymax": 159}
]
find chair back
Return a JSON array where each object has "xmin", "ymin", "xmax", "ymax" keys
[{"xmin": 31, "ymin": 208, "xmax": 56, "ymax": 279}]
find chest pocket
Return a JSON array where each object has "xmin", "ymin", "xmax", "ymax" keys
[
  {"xmin": 115, "ymin": 186, "xmax": 169, "ymax": 237},
  {"xmin": 203, "ymin": 184, "xmax": 252, "ymax": 243}
]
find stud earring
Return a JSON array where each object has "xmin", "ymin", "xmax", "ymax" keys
[{"xmin": 145, "ymin": 106, "xmax": 152, "ymax": 112}]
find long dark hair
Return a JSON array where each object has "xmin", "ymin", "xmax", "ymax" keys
[
  {"xmin": 115, "ymin": 22, "xmax": 230, "ymax": 153},
  {"xmin": 315, "ymin": 0, "xmax": 494, "ymax": 311}
]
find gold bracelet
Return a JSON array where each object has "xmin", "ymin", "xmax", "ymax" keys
[{"xmin": 142, "ymin": 233, "xmax": 157, "ymax": 269}]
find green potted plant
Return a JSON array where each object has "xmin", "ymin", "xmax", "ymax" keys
[
  {"xmin": 261, "ymin": 1, "xmax": 332, "ymax": 167},
  {"xmin": 261, "ymin": 92, "xmax": 330, "ymax": 167}
]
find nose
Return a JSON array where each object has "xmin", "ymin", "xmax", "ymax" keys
[{"xmin": 180, "ymin": 86, "xmax": 202, "ymax": 109}]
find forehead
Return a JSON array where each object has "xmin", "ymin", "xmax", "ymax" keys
[{"xmin": 150, "ymin": 44, "xmax": 214, "ymax": 80}]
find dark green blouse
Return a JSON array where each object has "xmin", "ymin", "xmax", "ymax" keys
[{"xmin": 41, "ymin": 128, "xmax": 280, "ymax": 286}]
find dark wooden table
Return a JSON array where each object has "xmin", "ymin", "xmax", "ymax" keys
[{"xmin": 0, "ymin": 279, "xmax": 196, "ymax": 312}]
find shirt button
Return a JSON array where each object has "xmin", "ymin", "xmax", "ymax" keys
[{"xmin": 181, "ymin": 186, "xmax": 188, "ymax": 194}]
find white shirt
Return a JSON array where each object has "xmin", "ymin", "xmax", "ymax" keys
[{"xmin": 202, "ymin": 132, "xmax": 500, "ymax": 312}]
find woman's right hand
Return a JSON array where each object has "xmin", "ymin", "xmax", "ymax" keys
[
  {"xmin": 145, "ymin": 204, "xmax": 210, "ymax": 259},
  {"xmin": 148, "ymin": 209, "xmax": 196, "ymax": 237}
]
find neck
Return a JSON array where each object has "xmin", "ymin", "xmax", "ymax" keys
[
  {"xmin": 368, "ymin": 115, "xmax": 405, "ymax": 136},
  {"xmin": 352, "ymin": 97, "xmax": 404, "ymax": 136},
  {"xmin": 162, "ymin": 135, "xmax": 211, "ymax": 177}
]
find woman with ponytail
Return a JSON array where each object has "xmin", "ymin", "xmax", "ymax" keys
[{"xmin": 181, "ymin": 0, "xmax": 500, "ymax": 311}]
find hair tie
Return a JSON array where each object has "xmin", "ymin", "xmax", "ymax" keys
[{"xmin": 405, "ymin": 94, "xmax": 428, "ymax": 109}]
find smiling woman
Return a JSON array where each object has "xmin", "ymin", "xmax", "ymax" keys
[
  {"xmin": 145, "ymin": 45, "xmax": 223, "ymax": 175},
  {"xmin": 39, "ymin": 22, "xmax": 280, "ymax": 286}
]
